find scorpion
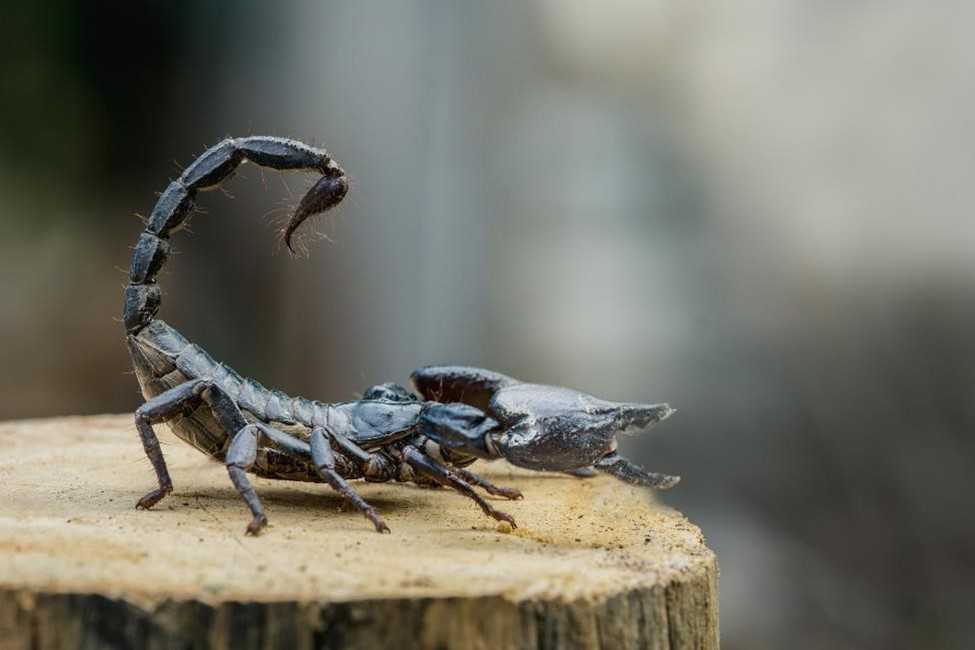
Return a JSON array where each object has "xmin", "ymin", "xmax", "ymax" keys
[{"xmin": 124, "ymin": 136, "xmax": 679, "ymax": 535}]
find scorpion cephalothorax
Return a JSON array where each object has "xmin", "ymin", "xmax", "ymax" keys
[{"xmin": 124, "ymin": 136, "xmax": 679, "ymax": 535}]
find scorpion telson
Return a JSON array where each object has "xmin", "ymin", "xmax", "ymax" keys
[{"xmin": 125, "ymin": 136, "xmax": 679, "ymax": 536}]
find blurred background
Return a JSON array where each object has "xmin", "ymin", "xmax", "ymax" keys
[{"xmin": 2, "ymin": 2, "xmax": 973, "ymax": 648}]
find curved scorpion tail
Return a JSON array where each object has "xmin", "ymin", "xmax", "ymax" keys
[{"xmin": 122, "ymin": 136, "xmax": 349, "ymax": 335}]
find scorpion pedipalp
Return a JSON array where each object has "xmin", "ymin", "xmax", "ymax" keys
[{"xmin": 412, "ymin": 365, "xmax": 680, "ymax": 482}]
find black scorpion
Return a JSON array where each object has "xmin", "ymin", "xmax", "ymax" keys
[{"xmin": 124, "ymin": 136, "xmax": 679, "ymax": 535}]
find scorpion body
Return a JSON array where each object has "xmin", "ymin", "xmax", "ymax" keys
[{"xmin": 125, "ymin": 136, "xmax": 678, "ymax": 535}]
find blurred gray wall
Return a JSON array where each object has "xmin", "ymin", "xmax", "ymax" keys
[{"xmin": 2, "ymin": 2, "xmax": 973, "ymax": 649}]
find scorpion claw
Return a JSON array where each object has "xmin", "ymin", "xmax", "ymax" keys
[
  {"xmin": 414, "ymin": 370, "xmax": 679, "ymax": 489},
  {"xmin": 245, "ymin": 514, "xmax": 269, "ymax": 536},
  {"xmin": 595, "ymin": 453, "xmax": 680, "ymax": 489}
]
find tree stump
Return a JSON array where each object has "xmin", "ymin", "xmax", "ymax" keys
[{"xmin": 0, "ymin": 415, "xmax": 718, "ymax": 650}]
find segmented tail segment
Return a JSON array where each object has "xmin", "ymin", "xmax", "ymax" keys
[{"xmin": 123, "ymin": 136, "xmax": 349, "ymax": 335}]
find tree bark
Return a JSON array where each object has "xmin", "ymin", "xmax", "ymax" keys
[{"xmin": 0, "ymin": 415, "xmax": 718, "ymax": 649}]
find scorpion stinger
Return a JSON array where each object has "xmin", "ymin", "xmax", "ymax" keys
[
  {"xmin": 123, "ymin": 136, "xmax": 678, "ymax": 537},
  {"xmin": 285, "ymin": 167, "xmax": 349, "ymax": 252},
  {"xmin": 123, "ymin": 136, "xmax": 347, "ymax": 334}
]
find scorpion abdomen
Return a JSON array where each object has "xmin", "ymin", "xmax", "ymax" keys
[{"xmin": 127, "ymin": 320, "xmax": 315, "ymax": 460}]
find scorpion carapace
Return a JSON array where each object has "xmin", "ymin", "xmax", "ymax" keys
[{"xmin": 124, "ymin": 136, "xmax": 679, "ymax": 535}]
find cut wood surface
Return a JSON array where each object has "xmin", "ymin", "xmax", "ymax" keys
[{"xmin": 0, "ymin": 415, "xmax": 718, "ymax": 650}]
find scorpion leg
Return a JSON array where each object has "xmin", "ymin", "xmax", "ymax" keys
[
  {"xmin": 402, "ymin": 446, "xmax": 517, "ymax": 528},
  {"xmin": 226, "ymin": 421, "xmax": 313, "ymax": 535},
  {"xmin": 325, "ymin": 430, "xmax": 400, "ymax": 485},
  {"xmin": 329, "ymin": 431, "xmax": 371, "ymax": 464},
  {"xmin": 225, "ymin": 424, "xmax": 269, "ymax": 535},
  {"xmin": 452, "ymin": 467, "xmax": 523, "ymax": 500},
  {"xmin": 226, "ymin": 421, "xmax": 392, "ymax": 535},
  {"xmin": 594, "ymin": 453, "xmax": 680, "ymax": 489},
  {"xmin": 310, "ymin": 428, "xmax": 389, "ymax": 533},
  {"xmin": 134, "ymin": 379, "xmax": 209, "ymax": 509}
]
